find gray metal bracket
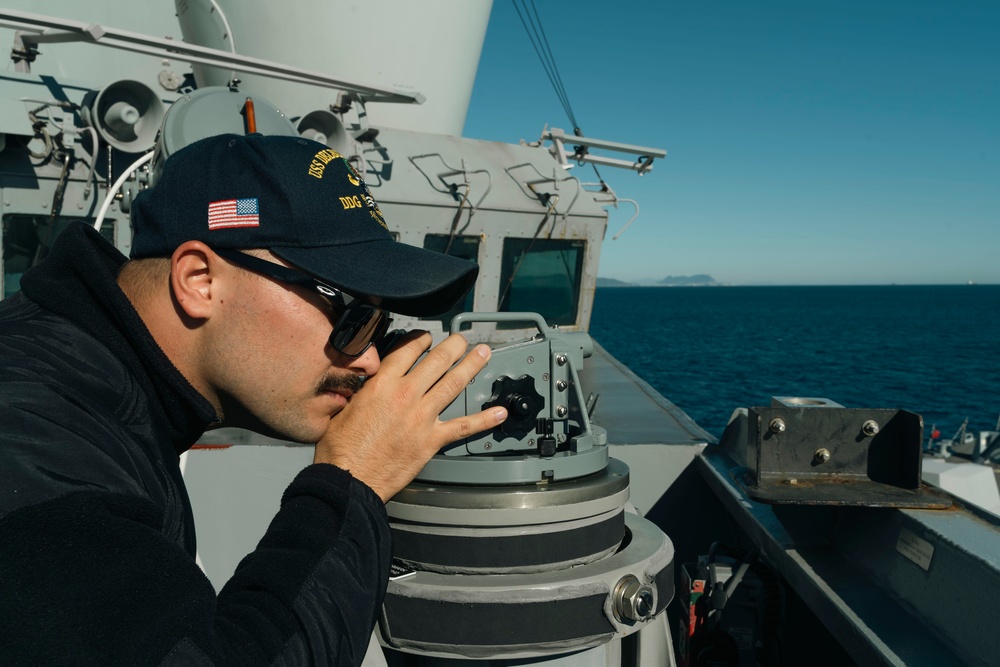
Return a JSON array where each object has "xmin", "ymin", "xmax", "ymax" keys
[
  {"xmin": 541, "ymin": 126, "xmax": 666, "ymax": 174},
  {"xmin": 723, "ymin": 397, "xmax": 951, "ymax": 508}
]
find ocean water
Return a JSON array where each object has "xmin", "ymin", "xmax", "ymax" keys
[{"xmin": 589, "ymin": 285, "xmax": 1000, "ymax": 439}]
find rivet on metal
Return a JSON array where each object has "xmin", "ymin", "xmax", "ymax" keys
[
  {"xmin": 556, "ymin": 380, "xmax": 568, "ymax": 392},
  {"xmin": 541, "ymin": 373, "xmax": 550, "ymax": 382},
  {"xmin": 483, "ymin": 442, "xmax": 493, "ymax": 451},
  {"xmin": 769, "ymin": 418, "xmax": 786, "ymax": 434},
  {"xmin": 814, "ymin": 448, "xmax": 831, "ymax": 464},
  {"xmin": 526, "ymin": 356, "xmax": 534, "ymax": 364},
  {"xmin": 555, "ymin": 354, "xmax": 568, "ymax": 366},
  {"xmin": 862, "ymin": 420, "xmax": 880, "ymax": 437},
  {"xmin": 555, "ymin": 405, "xmax": 568, "ymax": 418}
]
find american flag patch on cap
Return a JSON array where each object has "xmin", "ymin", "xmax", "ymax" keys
[{"xmin": 208, "ymin": 198, "xmax": 260, "ymax": 229}]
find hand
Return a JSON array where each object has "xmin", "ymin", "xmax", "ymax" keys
[{"xmin": 314, "ymin": 332, "xmax": 507, "ymax": 502}]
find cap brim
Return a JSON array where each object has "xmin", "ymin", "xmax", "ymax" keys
[{"xmin": 272, "ymin": 240, "xmax": 478, "ymax": 317}]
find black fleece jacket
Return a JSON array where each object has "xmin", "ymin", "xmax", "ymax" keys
[{"xmin": 0, "ymin": 223, "xmax": 392, "ymax": 666}]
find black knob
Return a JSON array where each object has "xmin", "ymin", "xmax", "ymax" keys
[{"xmin": 483, "ymin": 375, "xmax": 544, "ymax": 440}]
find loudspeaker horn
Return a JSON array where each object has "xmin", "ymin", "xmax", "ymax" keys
[
  {"xmin": 297, "ymin": 109, "xmax": 349, "ymax": 154},
  {"xmin": 88, "ymin": 80, "xmax": 166, "ymax": 153}
]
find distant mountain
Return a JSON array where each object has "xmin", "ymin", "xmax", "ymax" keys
[
  {"xmin": 658, "ymin": 274, "xmax": 718, "ymax": 286},
  {"xmin": 596, "ymin": 277, "xmax": 634, "ymax": 287},
  {"xmin": 596, "ymin": 275, "xmax": 722, "ymax": 287}
]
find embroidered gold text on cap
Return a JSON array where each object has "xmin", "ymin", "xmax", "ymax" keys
[{"xmin": 307, "ymin": 148, "xmax": 344, "ymax": 179}]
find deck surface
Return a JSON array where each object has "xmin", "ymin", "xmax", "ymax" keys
[{"xmin": 580, "ymin": 341, "xmax": 715, "ymax": 447}]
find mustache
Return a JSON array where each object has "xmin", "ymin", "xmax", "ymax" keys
[{"xmin": 318, "ymin": 373, "xmax": 366, "ymax": 394}]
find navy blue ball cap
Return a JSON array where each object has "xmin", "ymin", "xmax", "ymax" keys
[{"xmin": 130, "ymin": 133, "xmax": 477, "ymax": 316}]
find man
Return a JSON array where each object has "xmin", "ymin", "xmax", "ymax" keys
[{"xmin": 0, "ymin": 134, "xmax": 507, "ymax": 665}]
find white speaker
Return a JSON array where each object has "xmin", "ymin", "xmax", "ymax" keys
[
  {"xmin": 87, "ymin": 80, "xmax": 165, "ymax": 153},
  {"xmin": 296, "ymin": 109, "xmax": 349, "ymax": 154}
]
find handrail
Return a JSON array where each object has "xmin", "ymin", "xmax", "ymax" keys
[{"xmin": 1, "ymin": 8, "xmax": 422, "ymax": 104}]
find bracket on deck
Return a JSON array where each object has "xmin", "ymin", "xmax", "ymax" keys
[{"xmin": 726, "ymin": 397, "xmax": 951, "ymax": 509}]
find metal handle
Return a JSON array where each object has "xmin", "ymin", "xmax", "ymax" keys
[{"xmin": 449, "ymin": 312, "xmax": 551, "ymax": 335}]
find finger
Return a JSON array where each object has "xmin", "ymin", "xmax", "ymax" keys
[
  {"xmin": 437, "ymin": 406, "xmax": 509, "ymax": 448},
  {"xmin": 427, "ymin": 345, "xmax": 492, "ymax": 394},
  {"xmin": 377, "ymin": 330, "xmax": 432, "ymax": 372},
  {"xmin": 405, "ymin": 333, "xmax": 473, "ymax": 386},
  {"xmin": 424, "ymin": 343, "xmax": 492, "ymax": 411},
  {"xmin": 375, "ymin": 328, "xmax": 410, "ymax": 358}
]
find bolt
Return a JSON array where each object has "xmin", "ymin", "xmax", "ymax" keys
[
  {"xmin": 814, "ymin": 448, "xmax": 831, "ymax": 464},
  {"xmin": 483, "ymin": 442, "xmax": 492, "ymax": 451},
  {"xmin": 541, "ymin": 373, "xmax": 550, "ymax": 382},
  {"xmin": 769, "ymin": 418, "xmax": 786, "ymax": 434},
  {"xmin": 526, "ymin": 356, "xmax": 534, "ymax": 364},
  {"xmin": 527, "ymin": 439, "xmax": 535, "ymax": 447},
  {"xmin": 862, "ymin": 420, "xmax": 880, "ymax": 437},
  {"xmin": 555, "ymin": 354, "xmax": 567, "ymax": 366},
  {"xmin": 635, "ymin": 590, "xmax": 653, "ymax": 618},
  {"xmin": 556, "ymin": 380, "xmax": 568, "ymax": 392},
  {"xmin": 513, "ymin": 397, "xmax": 533, "ymax": 416},
  {"xmin": 613, "ymin": 575, "xmax": 655, "ymax": 623},
  {"xmin": 555, "ymin": 405, "xmax": 568, "ymax": 418}
]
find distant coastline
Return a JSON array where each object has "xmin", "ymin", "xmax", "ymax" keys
[{"xmin": 596, "ymin": 274, "xmax": 723, "ymax": 287}]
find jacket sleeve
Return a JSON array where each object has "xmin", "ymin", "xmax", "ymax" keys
[{"xmin": 0, "ymin": 463, "xmax": 393, "ymax": 667}]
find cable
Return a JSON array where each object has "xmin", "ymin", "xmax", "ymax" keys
[
  {"xmin": 511, "ymin": 0, "xmax": 578, "ymax": 131},
  {"xmin": 528, "ymin": 0, "xmax": 577, "ymax": 130},
  {"xmin": 497, "ymin": 199, "xmax": 557, "ymax": 309},
  {"xmin": 94, "ymin": 151, "xmax": 154, "ymax": 233},
  {"xmin": 444, "ymin": 183, "xmax": 471, "ymax": 255},
  {"xmin": 81, "ymin": 126, "xmax": 100, "ymax": 200},
  {"xmin": 205, "ymin": 0, "xmax": 238, "ymax": 81},
  {"xmin": 208, "ymin": 0, "xmax": 237, "ymax": 53}
]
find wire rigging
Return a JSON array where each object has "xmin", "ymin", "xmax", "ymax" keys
[
  {"xmin": 527, "ymin": 0, "xmax": 577, "ymax": 133},
  {"xmin": 512, "ymin": 0, "xmax": 608, "ymax": 188},
  {"xmin": 511, "ymin": 0, "xmax": 578, "ymax": 133}
]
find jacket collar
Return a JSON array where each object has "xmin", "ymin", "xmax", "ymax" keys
[{"xmin": 19, "ymin": 222, "xmax": 217, "ymax": 452}]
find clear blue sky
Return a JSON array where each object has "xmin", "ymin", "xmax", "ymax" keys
[{"xmin": 463, "ymin": 1, "xmax": 1000, "ymax": 286}]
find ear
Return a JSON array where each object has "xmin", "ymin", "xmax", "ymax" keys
[{"xmin": 170, "ymin": 241, "xmax": 221, "ymax": 320}]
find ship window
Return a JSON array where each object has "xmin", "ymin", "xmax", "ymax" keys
[
  {"xmin": 2, "ymin": 216, "xmax": 115, "ymax": 298},
  {"xmin": 422, "ymin": 234, "xmax": 480, "ymax": 325},
  {"xmin": 498, "ymin": 238, "xmax": 584, "ymax": 329}
]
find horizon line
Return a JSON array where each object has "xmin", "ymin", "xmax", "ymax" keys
[{"xmin": 595, "ymin": 281, "xmax": 999, "ymax": 287}]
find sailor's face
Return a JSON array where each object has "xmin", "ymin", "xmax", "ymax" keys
[{"xmin": 210, "ymin": 259, "xmax": 380, "ymax": 442}]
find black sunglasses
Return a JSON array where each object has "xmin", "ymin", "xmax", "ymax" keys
[{"xmin": 214, "ymin": 248, "xmax": 392, "ymax": 357}]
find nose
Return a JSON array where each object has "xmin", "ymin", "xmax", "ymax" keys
[{"xmin": 348, "ymin": 344, "xmax": 381, "ymax": 377}]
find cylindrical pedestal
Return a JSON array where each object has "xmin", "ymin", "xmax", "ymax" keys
[{"xmin": 378, "ymin": 459, "xmax": 676, "ymax": 664}]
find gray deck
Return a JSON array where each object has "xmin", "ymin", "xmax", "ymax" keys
[{"xmin": 580, "ymin": 342, "xmax": 715, "ymax": 447}]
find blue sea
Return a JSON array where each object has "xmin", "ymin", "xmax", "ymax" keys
[{"xmin": 589, "ymin": 285, "xmax": 1000, "ymax": 439}]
